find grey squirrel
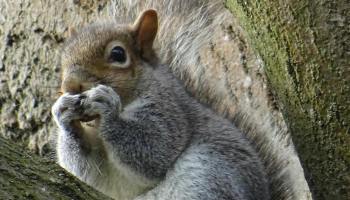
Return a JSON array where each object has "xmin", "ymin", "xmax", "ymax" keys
[{"xmin": 51, "ymin": 8, "xmax": 271, "ymax": 200}]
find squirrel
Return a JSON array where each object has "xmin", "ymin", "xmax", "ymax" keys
[
  {"xmin": 52, "ymin": 0, "xmax": 311, "ymax": 199},
  {"xmin": 51, "ymin": 8, "xmax": 271, "ymax": 200}
]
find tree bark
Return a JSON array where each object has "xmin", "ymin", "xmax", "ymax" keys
[
  {"xmin": 226, "ymin": 0, "xmax": 350, "ymax": 199},
  {"xmin": 0, "ymin": 136, "xmax": 111, "ymax": 199}
]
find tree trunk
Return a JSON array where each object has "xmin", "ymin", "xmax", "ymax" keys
[
  {"xmin": 0, "ymin": 136, "xmax": 111, "ymax": 199},
  {"xmin": 226, "ymin": 0, "xmax": 350, "ymax": 199}
]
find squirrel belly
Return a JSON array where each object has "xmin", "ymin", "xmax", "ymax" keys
[{"xmin": 56, "ymin": 119, "xmax": 156, "ymax": 199}]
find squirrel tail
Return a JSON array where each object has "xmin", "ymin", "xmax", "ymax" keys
[{"xmin": 108, "ymin": 1, "xmax": 310, "ymax": 199}]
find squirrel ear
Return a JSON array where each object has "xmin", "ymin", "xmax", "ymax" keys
[{"xmin": 132, "ymin": 9, "xmax": 158, "ymax": 53}]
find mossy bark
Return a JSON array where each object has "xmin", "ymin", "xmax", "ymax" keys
[
  {"xmin": 0, "ymin": 136, "xmax": 111, "ymax": 200},
  {"xmin": 225, "ymin": 0, "xmax": 350, "ymax": 199}
]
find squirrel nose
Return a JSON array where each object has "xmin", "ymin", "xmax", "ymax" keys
[{"xmin": 61, "ymin": 77, "xmax": 83, "ymax": 94}]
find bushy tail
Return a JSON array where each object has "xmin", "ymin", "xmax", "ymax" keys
[{"xmin": 107, "ymin": 1, "xmax": 310, "ymax": 199}]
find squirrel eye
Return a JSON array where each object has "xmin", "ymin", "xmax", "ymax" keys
[{"xmin": 109, "ymin": 46, "xmax": 127, "ymax": 63}]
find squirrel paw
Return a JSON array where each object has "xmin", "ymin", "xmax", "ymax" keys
[
  {"xmin": 52, "ymin": 93, "xmax": 84, "ymax": 129},
  {"xmin": 80, "ymin": 85, "xmax": 122, "ymax": 119}
]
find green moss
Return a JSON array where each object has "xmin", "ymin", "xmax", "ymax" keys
[
  {"xmin": 0, "ymin": 137, "xmax": 111, "ymax": 200},
  {"xmin": 225, "ymin": 0, "xmax": 350, "ymax": 199}
]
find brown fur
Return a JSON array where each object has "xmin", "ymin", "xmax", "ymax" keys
[{"xmin": 60, "ymin": 12, "xmax": 158, "ymax": 105}]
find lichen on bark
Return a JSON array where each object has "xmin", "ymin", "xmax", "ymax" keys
[{"xmin": 225, "ymin": 0, "xmax": 350, "ymax": 199}]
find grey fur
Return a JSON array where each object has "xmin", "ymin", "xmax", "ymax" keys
[
  {"xmin": 53, "ymin": 61, "xmax": 270, "ymax": 199},
  {"xmin": 104, "ymin": 1, "xmax": 312, "ymax": 200}
]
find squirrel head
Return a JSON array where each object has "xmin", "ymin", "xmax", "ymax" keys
[{"xmin": 60, "ymin": 9, "xmax": 158, "ymax": 104}]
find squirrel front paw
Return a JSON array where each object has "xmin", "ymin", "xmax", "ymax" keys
[
  {"xmin": 80, "ymin": 85, "xmax": 122, "ymax": 120},
  {"xmin": 52, "ymin": 93, "xmax": 85, "ymax": 129}
]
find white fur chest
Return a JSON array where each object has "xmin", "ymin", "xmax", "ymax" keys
[{"xmin": 77, "ymin": 123, "xmax": 156, "ymax": 200}]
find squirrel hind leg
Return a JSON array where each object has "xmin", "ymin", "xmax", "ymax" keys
[{"xmin": 136, "ymin": 144, "xmax": 269, "ymax": 200}]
